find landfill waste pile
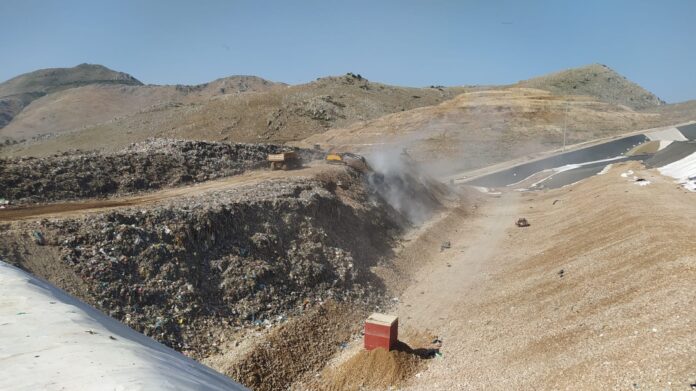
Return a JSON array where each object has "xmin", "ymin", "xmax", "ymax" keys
[
  {"xmin": 7, "ymin": 168, "xmax": 404, "ymax": 358},
  {"xmin": 0, "ymin": 139, "xmax": 320, "ymax": 204}
]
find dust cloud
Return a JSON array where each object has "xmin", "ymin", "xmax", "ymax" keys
[{"xmin": 366, "ymin": 146, "xmax": 451, "ymax": 225}]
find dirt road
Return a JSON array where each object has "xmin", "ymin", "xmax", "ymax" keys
[{"xmin": 0, "ymin": 165, "xmax": 327, "ymax": 222}]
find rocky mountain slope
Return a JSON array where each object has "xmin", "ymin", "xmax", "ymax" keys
[
  {"xmin": 0, "ymin": 64, "xmax": 142, "ymax": 129},
  {"xmin": 516, "ymin": 64, "xmax": 664, "ymax": 110},
  {"xmin": 0, "ymin": 73, "xmax": 470, "ymax": 156},
  {"xmin": 2, "ymin": 64, "xmax": 688, "ymax": 162}
]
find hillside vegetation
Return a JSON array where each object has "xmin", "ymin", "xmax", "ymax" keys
[{"xmin": 516, "ymin": 64, "xmax": 664, "ymax": 110}]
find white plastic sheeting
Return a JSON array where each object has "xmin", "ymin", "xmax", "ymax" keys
[
  {"xmin": 0, "ymin": 261, "xmax": 247, "ymax": 391},
  {"xmin": 646, "ymin": 127, "xmax": 688, "ymax": 142},
  {"xmin": 658, "ymin": 151, "xmax": 696, "ymax": 191}
]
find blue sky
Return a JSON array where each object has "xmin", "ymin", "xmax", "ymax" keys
[{"xmin": 1, "ymin": 0, "xmax": 694, "ymax": 102}]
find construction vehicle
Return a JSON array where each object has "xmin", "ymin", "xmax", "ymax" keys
[
  {"xmin": 267, "ymin": 151, "xmax": 302, "ymax": 170},
  {"xmin": 325, "ymin": 152, "xmax": 371, "ymax": 173}
]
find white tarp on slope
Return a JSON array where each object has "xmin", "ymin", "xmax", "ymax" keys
[
  {"xmin": 0, "ymin": 261, "xmax": 247, "ymax": 391},
  {"xmin": 658, "ymin": 151, "xmax": 696, "ymax": 191},
  {"xmin": 646, "ymin": 127, "xmax": 688, "ymax": 142}
]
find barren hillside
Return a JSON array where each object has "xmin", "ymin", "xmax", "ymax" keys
[
  {"xmin": 1, "ymin": 74, "xmax": 470, "ymax": 156},
  {"xmin": 516, "ymin": 64, "xmax": 665, "ymax": 110},
  {"xmin": 0, "ymin": 64, "xmax": 142, "ymax": 129},
  {"xmin": 303, "ymin": 88, "xmax": 661, "ymax": 174},
  {"xmin": 640, "ymin": 99, "xmax": 696, "ymax": 124},
  {"xmin": 0, "ymin": 75, "xmax": 281, "ymax": 140}
]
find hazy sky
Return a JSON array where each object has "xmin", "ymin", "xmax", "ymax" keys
[{"xmin": 1, "ymin": 0, "xmax": 694, "ymax": 102}]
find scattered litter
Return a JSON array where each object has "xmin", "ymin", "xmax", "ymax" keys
[
  {"xmin": 440, "ymin": 241, "xmax": 451, "ymax": 251},
  {"xmin": 472, "ymin": 186, "xmax": 501, "ymax": 196},
  {"xmin": 32, "ymin": 231, "xmax": 45, "ymax": 246},
  {"xmin": 515, "ymin": 218, "xmax": 530, "ymax": 228},
  {"xmin": 597, "ymin": 164, "xmax": 613, "ymax": 175},
  {"xmin": 558, "ymin": 269, "xmax": 565, "ymax": 278},
  {"xmin": 552, "ymin": 199, "xmax": 560, "ymax": 205},
  {"xmin": 620, "ymin": 170, "xmax": 634, "ymax": 178},
  {"xmin": 85, "ymin": 330, "xmax": 98, "ymax": 335}
]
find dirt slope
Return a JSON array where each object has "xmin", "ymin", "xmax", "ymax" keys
[
  {"xmin": 517, "ymin": 64, "xmax": 665, "ymax": 110},
  {"xmin": 0, "ymin": 64, "xmax": 142, "ymax": 129},
  {"xmin": 303, "ymin": 88, "xmax": 661, "ymax": 174},
  {"xmin": 357, "ymin": 161, "xmax": 696, "ymax": 390}
]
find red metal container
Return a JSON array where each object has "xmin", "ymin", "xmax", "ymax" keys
[{"xmin": 364, "ymin": 313, "xmax": 398, "ymax": 351}]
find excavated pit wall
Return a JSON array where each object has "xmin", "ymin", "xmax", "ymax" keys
[
  {"xmin": 5, "ymin": 168, "xmax": 406, "ymax": 357},
  {"xmin": 0, "ymin": 139, "xmax": 321, "ymax": 204}
]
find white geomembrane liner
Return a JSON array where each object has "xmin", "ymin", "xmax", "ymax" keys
[
  {"xmin": 658, "ymin": 150, "xmax": 696, "ymax": 191},
  {"xmin": 0, "ymin": 261, "xmax": 247, "ymax": 391},
  {"xmin": 646, "ymin": 127, "xmax": 688, "ymax": 142}
]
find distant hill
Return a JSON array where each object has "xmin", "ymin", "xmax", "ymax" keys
[
  {"xmin": 1, "ymin": 73, "xmax": 470, "ymax": 155},
  {"xmin": 0, "ymin": 75, "xmax": 282, "ymax": 141},
  {"xmin": 517, "ymin": 64, "xmax": 665, "ymax": 110},
  {"xmin": 0, "ymin": 64, "xmax": 142, "ymax": 128},
  {"xmin": 2, "ymin": 64, "xmax": 691, "ymax": 160}
]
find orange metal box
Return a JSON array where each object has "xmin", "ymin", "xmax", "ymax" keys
[{"xmin": 364, "ymin": 313, "xmax": 398, "ymax": 351}]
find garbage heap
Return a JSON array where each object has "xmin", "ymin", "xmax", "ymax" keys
[
  {"xmin": 0, "ymin": 139, "xmax": 319, "ymax": 204},
  {"xmin": 41, "ymin": 169, "xmax": 400, "ymax": 356}
]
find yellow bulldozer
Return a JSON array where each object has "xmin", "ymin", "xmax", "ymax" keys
[{"xmin": 325, "ymin": 152, "xmax": 371, "ymax": 173}]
